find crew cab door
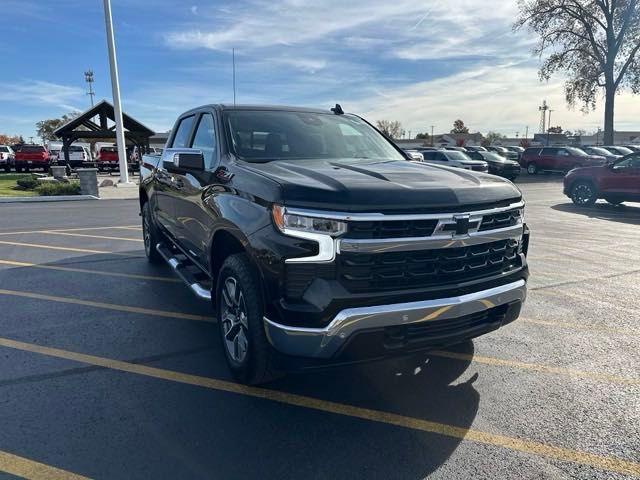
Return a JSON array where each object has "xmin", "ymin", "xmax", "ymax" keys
[
  {"xmin": 170, "ymin": 111, "xmax": 220, "ymax": 267},
  {"xmin": 155, "ymin": 114, "xmax": 197, "ymax": 237},
  {"xmin": 601, "ymin": 154, "xmax": 640, "ymax": 199}
]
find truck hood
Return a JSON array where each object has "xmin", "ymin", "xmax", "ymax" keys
[{"xmin": 242, "ymin": 158, "xmax": 521, "ymax": 212}]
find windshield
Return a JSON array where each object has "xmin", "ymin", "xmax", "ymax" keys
[
  {"xmin": 0, "ymin": 147, "xmax": 9, "ymax": 153},
  {"xmin": 443, "ymin": 151, "xmax": 473, "ymax": 161},
  {"xmin": 566, "ymin": 147, "xmax": 587, "ymax": 156},
  {"xmin": 611, "ymin": 146, "xmax": 633, "ymax": 155},
  {"xmin": 482, "ymin": 152, "xmax": 508, "ymax": 162},
  {"xmin": 224, "ymin": 110, "xmax": 405, "ymax": 162},
  {"xmin": 587, "ymin": 147, "xmax": 612, "ymax": 156},
  {"xmin": 19, "ymin": 146, "xmax": 45, "ymax": 153}
]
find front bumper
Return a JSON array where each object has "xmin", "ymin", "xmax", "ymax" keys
[{"xmin": 264, "ymin": 279, "xmax": 526, "ymax": 359}]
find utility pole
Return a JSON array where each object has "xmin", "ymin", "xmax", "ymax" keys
[
  {"xmin": 28, "ymin": 136, "xmax": 34, "ymax": 144},
  {"xmin": 546, "ymin": 109, "xmax": 554, "ymax": 146},
  {"xmin": 430, "ymin": 125, "xmax": 434, "ymax": 146},
  {"xmin": 232, "ymin": 48, "xmax": 236, "ymax": 106},
  {"xmin": 84, "ymin": 70, "xmax": 95, "ymax": 107},
  {"xmin": 102, "ymin": 0, "xmax": 131, "ymax": 184},
  {"xmin": 525, "ymin": 126, "xmax": 529, "ymax": 140}
]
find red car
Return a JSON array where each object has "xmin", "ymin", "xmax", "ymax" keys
[
  {"xmin": 97, "ymin": 146, "xmax": 120, "ymax": 171},
  {"xmin": 520, "ymin": 146, "xmax": 605, "ymax": 174},
  {"xmin": 14, "ymin": 145, "xmax": 50, "ymax": 172},
  {"xmin": 564, "ymin": 152, "xmax": 640, "ymax": 205}
]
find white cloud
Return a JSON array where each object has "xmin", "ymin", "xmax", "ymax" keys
[
  {"xmin": 352, "ymin": 64, "xmax": 640, "ymax": 135},
  {"xmin": 0, "ymin": 80, "xmax": 83, "ymax": 111}
]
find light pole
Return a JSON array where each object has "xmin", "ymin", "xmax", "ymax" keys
[
  {"xmin": 102, "ymin": 0, "xmax": 131, "ymax": 185},
  {"xmin": 430, "ymin": 125, "xmax": 434, "ymax": 146},
  {"xmin": 546, "ymin": 109, "xmax": 554, "ymax": 146},
  {"xmin": 84, "ymin": 70, "xmax": 95, "ymax": 107}
]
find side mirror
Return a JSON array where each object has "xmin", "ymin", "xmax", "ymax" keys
[{"xmin": 164, "ymin": 151, "xmax": 204, "ymax": 172}]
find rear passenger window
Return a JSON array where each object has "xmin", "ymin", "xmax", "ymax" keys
[
  {"xmin": 543, "ymin": 148, "xmax": 558, "ymax": 155},
  {"xmin": 172, "ymin": 115, "xmax": 195, "ymax": 148},
  {"xmin": 191, "ymin": 113, "xmax": 217, "ymax": 169}
]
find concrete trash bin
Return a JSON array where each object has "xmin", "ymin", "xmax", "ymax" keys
[
  {"xmin": 76, "ymin": 168, "xmax": 99, "ymax": 197},
  {"xmin": 50, "ymin": 165, "xmax": 67, "ymax": 179}
]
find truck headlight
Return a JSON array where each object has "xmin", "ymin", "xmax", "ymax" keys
[{"xmin": 272, "ymin": 205, "xmax": 347, "ymax": 237}]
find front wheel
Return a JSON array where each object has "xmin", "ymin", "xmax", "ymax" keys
[
  {"xmin": 142, "ymin": 202, "xmax": 163, "ymax": 264},
  {"xmin": 571, "ymin": 181, "xmax": 597, "ymax": 206},
  {"xmin": 217, "ymin": 253, "xmax": 279, "ymax": 385}
]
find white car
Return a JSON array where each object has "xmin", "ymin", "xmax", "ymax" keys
[
  {"xmin": 57, "ymin": 145, "xmax": 92, "ymax": 168},
  {"xmin": 0, "ymin": 145, "xmax": 15, "ymax": 172},
  {"xmin": 420, "ymin": 149, "xmax": 489, "ymax": 172},
  {"xmin": 402, "ymin": 149, "xmax": 424, "ymax": 161}
]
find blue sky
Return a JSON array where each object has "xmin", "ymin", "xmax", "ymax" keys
[{"xmin": 2, "ymin": 0, "xmax": 639, "ymax": 140}]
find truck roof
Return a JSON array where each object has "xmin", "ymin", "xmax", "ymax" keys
[{"xmin": 187, "ymin": 104, "xmax": 336, "ymax": 115}]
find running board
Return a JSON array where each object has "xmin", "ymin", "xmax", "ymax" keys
[{"xmin": 156, "ymin": 243, "xmax": 212, "ymax": 301}]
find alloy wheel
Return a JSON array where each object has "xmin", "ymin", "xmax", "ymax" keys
[
  {"xmin": 572, "ymin": 183, "xmax": 595, "ymax": 205},
  {"xmin": 221, "ymin": 277, "xmax": 249, "ymax": 363}
]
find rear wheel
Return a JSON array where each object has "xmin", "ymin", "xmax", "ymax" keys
[
  {"xmin": 527, "ymin": 162, "xmax": 538, "ymax": 175},
  {"xmin": 605, "ymin": 198, "xmax": 624, "ymax": 206},
  {"xmin": 15, "ymin": 166, "xmax": 22, "ymax": 173},
  {"xmin": 3, "ymin": 165, "xmax": 9, "ymax": 173},
  {"xmin": 142, "ymin": 202, "xmax": 163, "ymax": 264},
  {"xmin": 217, "ymin": 253, "xmax": 279, "ymax": 385},
  {"xmin": 571, "ymin": 181, "xmax": 597, "ymax": 206}
]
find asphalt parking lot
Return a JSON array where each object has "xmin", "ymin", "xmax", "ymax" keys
[{"xmin": 0, "ymin": 176, "xmax": 639, "ymax": 479}]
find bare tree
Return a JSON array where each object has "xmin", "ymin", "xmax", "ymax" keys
[
  {"xmin": 515, "ymin": 0, "xmax": 640, "ymax": 144},
  {"xmin": 483, "ymin": 131, "xmax": 507, "ymax": 146},
  {"xmin": 547, "ymin": 125, "xmax": 564, "ymax": 133},
  {"xmin": 376, "ymin": 120, "xmax": 404, "ymax": 139}
]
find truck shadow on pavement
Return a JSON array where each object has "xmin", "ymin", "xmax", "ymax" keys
[
  {"xmin": 0, "ymin": 252, "xmax": 480, "ymax": 479},
  {"xmin": 266, "ymin": 341, "xmax": 480, "ymax": 478},
  {"xmin": 552, "ymin": 201, "xmax": 640, "ymax": 225}
]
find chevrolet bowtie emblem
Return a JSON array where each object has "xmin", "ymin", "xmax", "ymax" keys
[{"xmin": 453, "ymin": 214, "xmax": 471, "ymax": 236}]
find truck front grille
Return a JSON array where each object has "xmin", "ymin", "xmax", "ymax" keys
[
  {"xmin": 347, "ymin": 219, "xmax": 438, "ymax": 239},
  {"xmin": 478, "ymin": 209, "xmax": 522, "ymax": 231},
  {"xmin": 337, "ymin": 239, "xmax": 520, "ymax": 293}
]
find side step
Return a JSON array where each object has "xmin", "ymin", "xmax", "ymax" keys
[{"xmin": 156, "ymin": 243, "xmax": 212, "ymax": 301}]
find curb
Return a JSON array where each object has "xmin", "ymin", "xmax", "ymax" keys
[{"xmin": 0, "ymin": 195, "xmax": 99, "ymax": 203}]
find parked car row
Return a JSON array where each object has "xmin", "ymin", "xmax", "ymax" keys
[
  {"xmin": 0, "ymin": 143, "xmax": 160, "ymax": 173},
  {"xmin": 402, "ymin": 145, "xmax": 521, "ymax": 181}
]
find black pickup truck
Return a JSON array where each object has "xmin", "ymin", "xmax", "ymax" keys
[{"xmin": 139, "ymin": 104, "xmax": 530, "ymax": 384}]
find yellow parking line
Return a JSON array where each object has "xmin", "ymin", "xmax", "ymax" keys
[
  {"xmin": 0, "ymin": 259, "xmax": 179, "ymax": 283},
  {"xmin": 0, "ymin": 289, "xmax": 214, "ymax": 322},
  {"xmin": 0, "ymin": 225, "xmax": 140, "ymax": 236},
  {"xmin": 0, "ymin": 240, "xmax": 135, "ymax": 256},
  {"xmin": 41, "ymin": 231, "xmax": 143, "ymax": 242},
  {"xmin": 0, "ymin": 449, "xmax": 90, "ymax": 480},
  {"xmin": 430, "ymin": 350, "xmax": 639, "ymax": 386},
  {"xmin": 0, "ymin": 337, "xmax": 638, "ymax": 478}
]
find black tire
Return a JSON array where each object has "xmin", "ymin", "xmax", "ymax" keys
[
  {"xmin": 526, "ymin": 162, "xmax": 538, "ymax": 175},
  {"xmin": 15, "ymin": 167, "xmax": 22, "ymax": 173},
  {"xmin": 605, "ymin": 198, "xmax": 624, "ymax": 206},
  {"xmin": 570, "ymin": 181, "xmax": 597, "ymax": 206},
  {"xmin": 217, "ymin": 253, "xmax": 279, "ymax": 385},
  {"xmin": 3, "ymin": 166, "xmax": 9, "ymax": 173},
  {"xmin": 141, "ymin": 202, "xmax": 163, "ymax": 264}
]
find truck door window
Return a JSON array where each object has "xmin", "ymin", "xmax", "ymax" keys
[
  {"xmin": 172, "ymin": 115, "xmax": 195, "ymax": 148},
  {"xmin": 191, "ymin": 113, "xmax": 217, "ymax": 169}
]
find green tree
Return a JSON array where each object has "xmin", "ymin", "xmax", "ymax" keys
[
  {"xmin": 451, "ymin": 119, "xmax": 469, "ymax": 134},
  {"xmin": 515, "ymin": 0, "xmax": 640, "ymax": 145},
  {"xmin": 415, "ymin": 132, "xmax": 430, "ymax": 140},
  {"xmin": 547, "ymin": 125, "xmax": 563, "ymax": 133},
  {"xmin": 36, "ymin": 113, "xmax": 80, "ymax": 141}
]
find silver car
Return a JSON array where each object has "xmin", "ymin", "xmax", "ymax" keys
[{"xmin": 420, "ymin": 149, "xmax": 488, "ymax": 172}]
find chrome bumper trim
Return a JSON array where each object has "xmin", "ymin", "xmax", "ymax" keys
[
  {"xmin": 263, "ymin": 280, "xmax": 526, "ymax": 358},
  {"xmin": 339, "ymin": 224, "xmax": 523, "ymax": 254}
]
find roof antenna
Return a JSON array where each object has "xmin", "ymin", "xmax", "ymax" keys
[
  {"xmin": 331, "ymin": 103, "xmax": 344, "ymax": 115},
  {"xmin": 232, "ymin": 48, "xmax": 237, "ymax": 106}
]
